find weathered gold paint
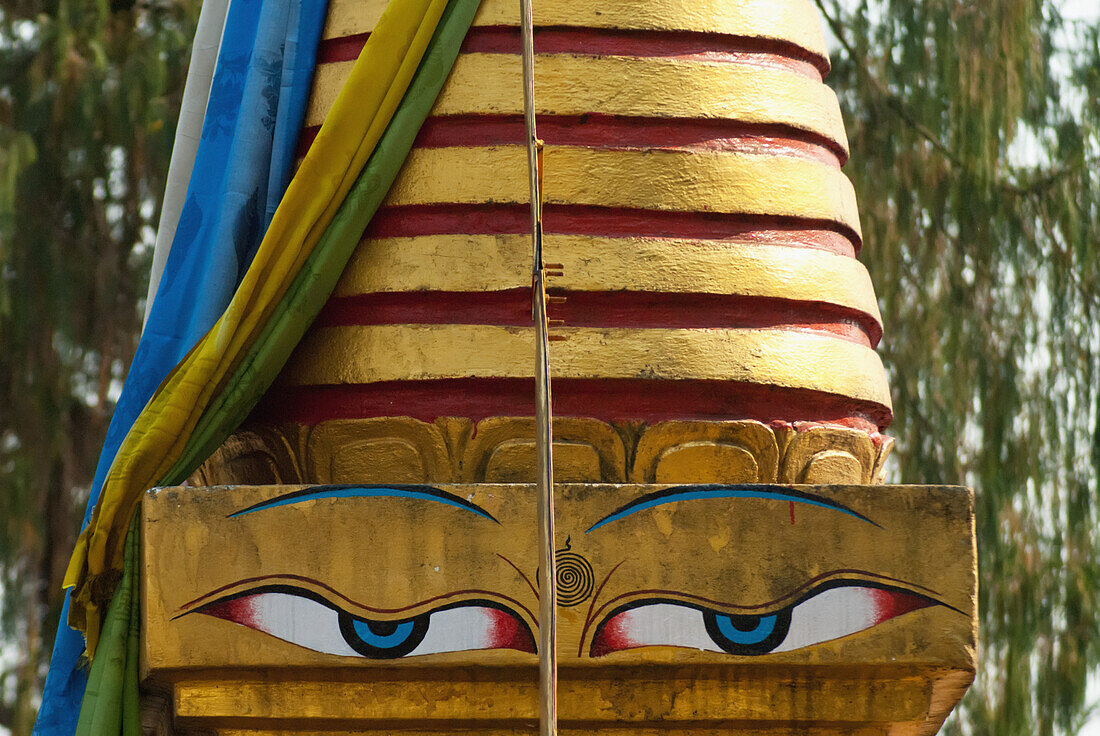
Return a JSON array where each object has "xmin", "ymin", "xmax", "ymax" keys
[
  {"xmin": 460, "ymin": 417, "xmax": 628, "ymax": 483},
  {"xmin": 632, "ymin": 420, "xmax": 781, "ymax": 484},
  {"xmin": 142, "ymin": 483, "xmax": 975, "ymax": 733},
  {"xmin": 306, "ymin": 55, "xmax": 848, "ymax": 154},
  {"xmin": 145, "ymin": 483, "xmax": 976, "ymax": 665},
  {"xmin": 211, "ymin": 730, "xmax": 933, "ymax": 736},
  {"xmin": 279, "ymin": 325, "xmax": 892, "ymax": 408},
  {"xmin": 302, "ymin": 417, "xmax": 456, "ymax": 483},
  {"xmin": 191, "ymin": 419, "xmax": 894, "ymax": 487},
  {"xmin": 332, "ymin": 235, "xmax": 882, "ymax": 326},
  {"xmin": 171, "ymin": 674, "xmax": 936, "ymax": 724},
  {"xmin": 322, "ymin": 0, "xmax": 830, "ymax": 63},
  {"xmin": 211, "ymin": 729, "xmax": 928, "ymax": 736},
  {"xmin": 380, "ymin": 147, "xmax": 861, "ymax": 238},
  {"xmin": 275, "ymin": 0, "xmax": 885, "ymax": 499},
  {"xmin": 212, "ymin": 728, "xmax": 936, "ymax": 736}
]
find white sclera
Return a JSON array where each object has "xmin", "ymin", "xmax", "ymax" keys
[
  {"xmin": 608, "ymin": 586, "xmax": 895, "ymax": 654},
  {"xmin": 221, "ymin": 592, "xmax": 503, "ymax": 658}
]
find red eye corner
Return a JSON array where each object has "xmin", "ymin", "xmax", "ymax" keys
[
  {"xmin": 199, "ymin": 595, "xmax": 260, "ymax": 628},
  {"xmin": 487, "ymin": 607, "xmax": 536, "ymax": 653},
  {"xmin": 590, "ymin": 616, "xmax": 626, "ymax": 658},
  {"xmin": 869, "ymin": 586, "xmax": 931, "ymax": 622}
]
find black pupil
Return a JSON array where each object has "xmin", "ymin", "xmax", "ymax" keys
[
  {"xmin": 702, "ymin": 607, "xmax": 794, "ymax": 656},
  {"xmin": 729, "ymin": 615, "xmax": 765, "ymax": 632},
  {"xmin": 367, "ymin": 620, "xmax": 400, "ymax": 637},
  {"xmin": 338, "ymin": 611, "xmax": 430, "ymax": 659}
]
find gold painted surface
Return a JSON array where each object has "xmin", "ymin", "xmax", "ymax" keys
[
  {"xmin": 193, "ymin": 419, "xmax": 894, "ymax": 488},
  {"xmin": 306, "ymin": 55, "xmax": 848, "ymax": 153},
  {"xmin": 781, "ymin": 424, "xmax": 881, "ymax": 484},
  {"xmin": 278, "ymin": 325, "xmax": 892, "ymax": 408},
  {"xmin": 212, "ymin": 726, "xmax": 902, "ymax": 730},
  {"xmin": 172, "ymin": 673, "xmax": 932, "ymax": 723},
  {"xmin": 144, "ymin": 483, "xmax": 977, "ymax": 669},
  {"xmin": 322, "ymin": 0, "xmax": 830, "ymax": 64},
  {"xmin": 632, "ymin": 420, "xmax": 780, "ymax": 484},
  {"xmin": 461, "ymin": 417, "xmax": 627, "ymax": 483},
  {"xmin": 382, "ymin": 147, "xmax": 860, "ymax": 238},
  {"xmin": 302, "ymin": 417, "xmax": 455, "ymax": 483},
  {"xmin": 143, "ymin": 483, "xmax": 975, "ymax": 732},
  {"xmin": 331, "ymin": 235, "xmax": 882, "ymax": 326}
]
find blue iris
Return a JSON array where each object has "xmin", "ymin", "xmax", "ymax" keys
[
  {"xmin": 338, "ymin": 612, "xmax": 429, "ymax": 658},
  {"xmin": 350, "ymin": 618, "xmax": 418, "ymax": 649},
  {"xmin": 703, "ymin": 608, "xmax": 792, "ymax": 655},
  {"xmin": 712, "ymin": 613, "xmax": 778, "ymax": 645}
]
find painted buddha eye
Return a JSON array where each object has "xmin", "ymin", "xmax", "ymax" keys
[
  {"xmin": 590, "ymin": 581, "xmax": 937, "ymax": 657},
  {"xmin": 191, "ymin": 585, "xmax": 535, "ymax": 658}
]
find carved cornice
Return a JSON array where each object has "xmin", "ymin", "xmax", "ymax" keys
[{"xmin": 191, "ymin": 418, "xmax": 893, "ymax": 487}]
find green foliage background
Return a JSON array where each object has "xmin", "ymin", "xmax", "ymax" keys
[
  {"xmin": 816, "ymin": 1, "xmax": 1100, "ymax": 733},
  {"xmin": 0, "ymin": 1, "xmax": 199, "ymax": 732},
  {"xmin": 0, "ymin": 1, "xmax": 1098, "ymax": 735}
]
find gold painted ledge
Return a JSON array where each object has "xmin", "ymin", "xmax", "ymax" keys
[
  {"xmin": 142, "ymin": 483, "xmax": 975, "ymax": 735},
  {"xmin": 191, "ymin": 419, "xmax": 896, "ymax": 488}
]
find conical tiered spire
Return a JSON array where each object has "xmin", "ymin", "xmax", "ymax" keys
[{"xmin": 197, "ymin": 0, "xmax": 894, "ymax": 489}]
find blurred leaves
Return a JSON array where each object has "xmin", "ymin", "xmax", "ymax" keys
[
  {"xmin": 0, "ymin": 1, "xmax": 198, "ymax": 734},
  {"xmin": 818, "ymin": 1, "xmax": 1100, "ymax": 734}
]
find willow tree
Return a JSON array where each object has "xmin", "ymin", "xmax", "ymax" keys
[
  {"xmin": 817, "ymin": 1, "xmax": 1100, "ymax": 734},
  {"xmin": 0, "ymin": 1, "xmax": 198, "ymax": 733}
]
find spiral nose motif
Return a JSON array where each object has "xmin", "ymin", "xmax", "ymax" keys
[{"xmin": 555, "ymin": 539, "xmax": 594, "ymax": 607}]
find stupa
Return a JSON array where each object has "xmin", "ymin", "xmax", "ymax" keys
[{"xmin": 137, "ymin": 1, "xmax": 976, "ymax": 733}]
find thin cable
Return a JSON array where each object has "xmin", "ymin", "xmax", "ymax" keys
[{"xmin": 519, "ymin": 1, "xmax": 557, "ymax": 734}]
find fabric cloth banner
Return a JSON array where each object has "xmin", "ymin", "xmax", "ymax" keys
[
  {"xmin": 34, "ymin": 1, "xmax": 328, "ymax": 733},
  {"xmin": 143, "ymin": 0, "xmax": 230, "ymax": 321},
  {"xmin": 66, "ymin": 0, "xmax": 485, "ymax": 732},
  {"xmin": 63, "ymin": 0, "xmax": 468, "ymax": 653}
]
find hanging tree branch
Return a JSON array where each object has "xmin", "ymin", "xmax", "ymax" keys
[
  {"xmin": 813, "ymin": 0, "xmax": 965, "ymax": 167},
  {"xmin": 813, "ymin": 0, "xmax": 1097, "ymax": 198}
]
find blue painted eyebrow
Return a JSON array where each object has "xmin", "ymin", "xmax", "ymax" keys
[
  {"xmin": 585, "ymin": 484, "xmax": 878, "ymax": 533},
  {"xmin": 228, "ymin": 484, "xmax": 500, "ymax": 524}
]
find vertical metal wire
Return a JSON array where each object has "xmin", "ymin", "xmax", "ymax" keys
[{"xmin": 519, "ymin": 0, "xmax": 557, "ymax": 734}]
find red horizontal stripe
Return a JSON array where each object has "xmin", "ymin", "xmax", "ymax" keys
[
  {"xmin": 317, "ymin": 32, "xmax": 368, "ymax": 63},
  {"xmin": 252, "ymin": 378, "xmax": 890, "ymax": 432},
  {"xmin": 367, "ymin": 204, "xmax": 861, "ymax": 257},
  {"xmin": 317, "ymin": 26, "xmax": 827, "ymax": 78},
  {"xmin": 298, "ymin": 114, "xmax": 845, "ymax": 165},
  {"xmin": 415, "ymin": 115, "xmax": 844, "ymax": 164},
  {"xmin": 297, "ymin": 125, "xmax": 319, "ymax": 157},
  {"xmin": 313, "ymin": 290, "xmax": 880, "ymax": 346}
]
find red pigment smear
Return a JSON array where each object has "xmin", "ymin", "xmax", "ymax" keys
[
  {"xmin": 252, "ymin": 379, "xmax": 891, "ymax": 432},
  {"xmin": 489, "ymin": 608, "xmax": 537, "ymax": 653},
  {"xmin": 589, "ymin": 611, "xmax": 635, "ymax": 657},
  {"xmin": 317, "ymin": 27, "xmax": 827, "ymax": 78},
  {"xmin": 366, "ymin": 204, "xmax": 860, "ymax": 256},
  {"xmin": 197, "ymin": 596, "xmax": 258, "ymax": 628},
  {"xmin": 313, "ymin": 290, "xmax": 880, "ymax": 347},
  {"xmin": 871, "ymin": 588, "xmax": 933, "ymax": 624}
]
